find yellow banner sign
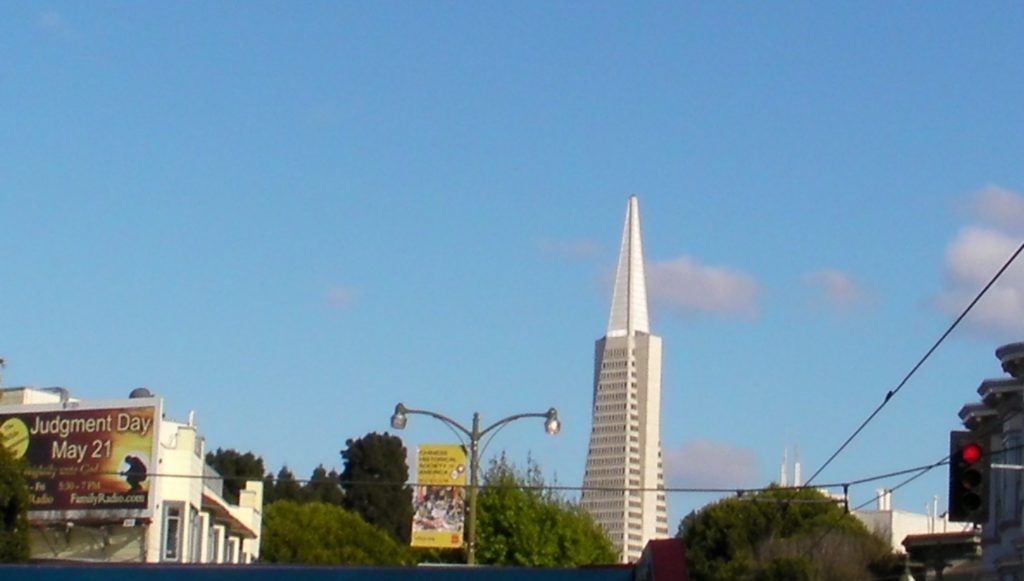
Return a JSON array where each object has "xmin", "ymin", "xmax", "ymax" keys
[{"xmin": 411, "ymin": 444, "xmax": 467, "ymax": 549}]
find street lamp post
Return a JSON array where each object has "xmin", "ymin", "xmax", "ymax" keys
[{"xmin": 390, "ymin": 403, "xmax": 561, "ymax": 565}]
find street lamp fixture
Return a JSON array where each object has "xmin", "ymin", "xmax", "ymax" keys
[
  {"xmin": 390, "ymin": 402, "xmax": 560, "ymax": 565},
  {"xmin": 390, "ymin": 403, "xmax": 409, "ymax": 430},
  {"xmin": 543, "ymin": 407, "xmax": 561, "ymax": 435}
]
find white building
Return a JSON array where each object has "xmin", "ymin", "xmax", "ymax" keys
[
  {"xmin": 581, "ymin": 196, "xmax": 669, "ymax": 563},
  {"xmin": 775, "ymin": 448, "xmax": 968, "ymax": 555},
  {"xmin": 854, "ymin": 490, "xmax": 971, "ymax": 555},
  {"xmin": 0, "ymin": 385, "xmax": 261, "ymax": 563}
]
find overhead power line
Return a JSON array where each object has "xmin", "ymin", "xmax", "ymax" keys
[
  {"xmin": 804, "ymin": 236, "xmax": 1024, "ymax": 486},
  {"xmin": 803, "ymin": 450, "xmax": 953, "ymax": 560},
  {"xmin": 804, "ymin": 435, "xmax": 1024, "ymax": 559},
  {"xmin": 72, "ymin": 455, "xmax": 957, "ymax": 498}
]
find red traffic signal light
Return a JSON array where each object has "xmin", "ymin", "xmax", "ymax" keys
[{"xmin": 961, "ymin": 442, "xmax": 983, "ymax": 464}]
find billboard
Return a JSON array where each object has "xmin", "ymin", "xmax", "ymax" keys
[
  {"xmin": 411, "ymin": 444, "xmax": 467, "ymax": 549},
  {"xmin": 0, "ymin": 400, "xmax": 160, "ymax": 521}
]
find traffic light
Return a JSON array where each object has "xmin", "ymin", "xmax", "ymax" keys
[{"xmin": 948, "ymin": 430, "xmax": 990, "ymax": 523}]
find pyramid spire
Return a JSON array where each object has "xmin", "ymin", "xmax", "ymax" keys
[
  {"xmin": 607, "ymin": 195, "xmax": 650, "ymax": 337},
  {"xmin": 584, "ymin": 195, "xmax": 667, "ymax": 561}
]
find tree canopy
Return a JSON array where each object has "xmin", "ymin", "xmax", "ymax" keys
[
  {"xmin": 204, "ymin": 448, "xmax": 266, "ymax": 504},
  {"xmin": 206, "ymin": 445, "xmax": 350, "ymax": 508},
  {"xmin": 261, "ymin": 500, "xmax": 414, "ymax": 565},
  {"xmin": 678, "ymin": 486, "xmax": 900, "ymax": 581},
  {"xmin": 0, "ymin": 445, "xmax": 29, "ymax": 562},
  {"xmin": 340, "ymin": 432, "xmax": 413, "ymax": 543},
  {"xmin": 266, "ymin": 465, "xmax": 305, "ymax": 504},
  {"xmin": 474, "ymin": 456, "xmax": 617, "ymax": 567},
  {"xmin": 305, "ymin": 464, "xmax": 345, "ymax": 505}
]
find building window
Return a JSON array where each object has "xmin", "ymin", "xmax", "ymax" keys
[
  {"xmin": 225, "ymin": 537, "xmax": 237, "ymax": 564},
  {"xmin": 162, "ymin": 502, "xmax": 184, "ymax": 562},
  {"xmin": 1003, "ymin": 433, "xmax": 1022, "ymax": 523},
  {"xmin": 189, "ymin": 505, "xmax": 202, "ymax": 562},
  {"xmin": 207, "ymin": 523, "xmax": 220, "ymax": 563}
]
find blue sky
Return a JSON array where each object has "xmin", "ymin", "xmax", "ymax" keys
[{"xmin": 2, "ymin": 3, "xmax": 1023, "ymax": 527}]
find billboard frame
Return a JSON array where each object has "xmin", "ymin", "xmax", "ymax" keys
[{"xmin": 0, "ymin": 396, "xmax": 163, "ymax": 523}]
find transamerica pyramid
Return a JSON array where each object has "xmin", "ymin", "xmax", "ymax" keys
[{"xmin": 581, "ymin": 195, "xmax": 669, "ymax": 562}]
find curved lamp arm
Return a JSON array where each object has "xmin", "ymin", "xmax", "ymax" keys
[
  {"xmin": 391, "ymin": 403, "xmax": 473, "ymax": 439},
  {"xmin": 479, "ymin": 408, "xmax": 561, "ymax": 438},
  {"xmin": 393, "ymin": 403, "xmax": 560, "ymax": 439}
]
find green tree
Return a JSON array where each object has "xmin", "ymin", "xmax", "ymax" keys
[
  {"xmin": 261, "ymin": 500, "xmax": 414, "ymax": 565},
  {"xmin": 204, "ymin": 448, "xmax": 266, "ymax": 504},
  {"xmin": 305, "ymin": 464, "xmax": 345, "ymax": 505},
  {"xmin": 340, "ymin": 432, "xmax": 413, "ymax": 543},
  {"xmin": 262, "ymin": 472, "xmax": 277, "ymax": 504},
  {"xmin": 678, "ymin": 486, "xmax": 898, "ymax": 581},
  {"xmin": 271, "ymin": 465, "xmax": 305, "ymax": 503},
  {"xmin": 0, "ymin": 445, "xmax": 30, "ymax": 562},
  {"xmin": 475, "ymin": 456, "xmax": 616, "ymax": 566}
]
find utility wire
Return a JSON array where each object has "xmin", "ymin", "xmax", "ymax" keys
[
  {"xmin": 805, "ymin": 237, "xmax": 1024, "ymax": 486},
  {"xmin": 58, "ymin": 454, "xmax": 959, "ymax": 496},
  {"xmin": 802, "ymin": 451, "xmax": 953, "ymax": 561},
  {"xmin": 801, "ymin": 427, "xmax": 1024, "ymax": 558},
  {"xmin": 801, "ymin": 435, "xmax": 1024, "ymax": 558},
  {"xmin": 850, "ymin": 454, "xmax": 951, "ymax": 513}
]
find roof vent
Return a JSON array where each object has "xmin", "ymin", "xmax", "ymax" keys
[{"xmin": 129, "ymin": 387, "xmax": 154, "ymax": 399}]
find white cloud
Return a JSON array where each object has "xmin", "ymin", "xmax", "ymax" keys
[
  {"xmin": 803, "ymin": 269, "xmax": 872, "ymax": 311},
  {"xmin": 326, "ymin": 286, "xmax": 358, "ymax": 309},
  {"xmin": 935, "ymin": 226, "xmax": 1024, "ymax": 334},
  {"xmin": 970, "ymin": 185, "xmax": 1024, "ymax": 234},
  {"xmin": 663, "ymin": 439, "xmax": 759, "ymax": 489},
  {"xmin": 535, "ymin": 237, "xmax": 602, "ymax": 260},
  {"xmin": 647, "ymin": 256, "xmax": 759, "ymax": 317}
]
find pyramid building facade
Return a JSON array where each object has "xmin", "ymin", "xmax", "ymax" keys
[{"xmin": 581, "ymin": 196, "xmax": 669, "ymax": 563}]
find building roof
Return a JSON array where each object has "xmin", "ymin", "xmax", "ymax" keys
[
  {"xmin": 606, "ymin": 196, "xmax": 650, "ymax": 338},
  {"xmin": 201, "ymin": 487, "xmax": 259, "ymax": 540},
  {"xmin": 977, "ymin": 377, "xmax": 1024, "ymax": 408}
]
